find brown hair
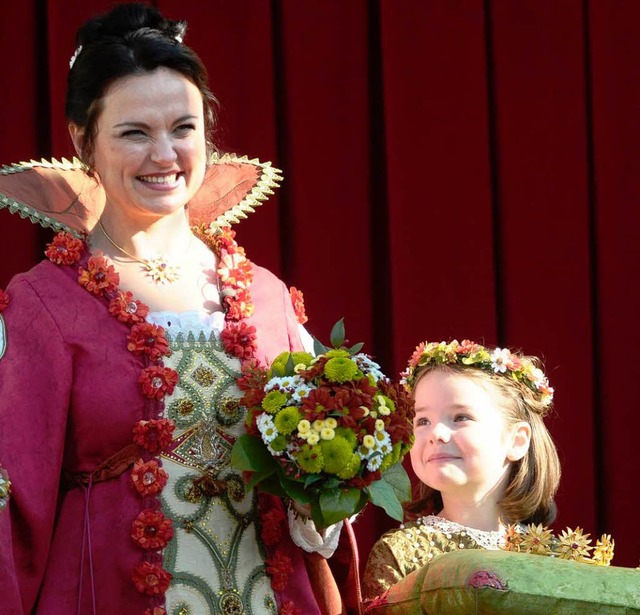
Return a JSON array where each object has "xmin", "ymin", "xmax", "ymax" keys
[{"xmin": 406, "ymin": 363, "xmax": 561, "ymax": 525}]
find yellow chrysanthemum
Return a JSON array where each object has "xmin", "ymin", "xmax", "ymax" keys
[
  {"xmin": 307, "ymin": 433, "xmax": 320, "ymax": 445},
  {"xmin": 312, "ymin": 419, "xmax": 325, "ymax": 432},
  {"xmin": 298, "ymin": 419, "xmax": 312, "ymax": 434},
  {"xmin": 591, "ymin": 534, "xmax": 614, "ymax": 566},
  {"xmin": 557, "ymin": 527, "xmax": 592, "ymax": 561},
  {"xmin": 337, "ymin": 453, "xmax": 362, "ymax": 480},
  {"xmin": 520, "ymin": 524, "xmax": 554, "ymax": 555},
  {"xmin": 375, "ymin": 395, "xmax": 395, "ymax": 416},
  {"xmin": 295, "ymin": 444, "xmax": 324, "ymax": 473},
  {"xmin": 324, "ymin": 357, "xmax": 359, "ymax": 383},
  {"xmin": 262, "ymin": 390, "xmax": 288, "ymax": 414},
  {"xmin": 320, "ymin": 427, "xmax": 336, "ymax": 441},
  {"xmin": 362, "ymin": 435, "xmax": 376, "ymax": 449},
  {"xmin": 325, "ymin": 417, "xmax": 338, "ymax": 430},
  {"xmin": 375, "ymin": 419, "xmax": 385, "ymax": 432},
  {"xmin": 320, "ymin": 436, "xmax": 353, "ymax": 474},
  {"xmin": 274, "ymin": 407, "xmax": 302, "ymax": 435}
]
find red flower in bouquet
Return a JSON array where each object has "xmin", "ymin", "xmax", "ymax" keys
[
  {"xmin": 127, "ymin": 323, "xmax": 171, "ymax": 361},
  {"xmin": 132, "ymin": 561, "xmax": 171, "ymax": 595},
  {"xmin": 109, "ymin": 290, "xmax": 150, "ymax": 325},
  {"xmin": 138, "ymin": 366, "xmax": 179, "ymax": 401},
  {"xmin": 78, "ymin": 255, "xmax": 119, "ymax": 296},
  {"xmin": 131, "ymin": 509, "xmax": 174, "ymax": 550},
  {"xmin": 131, "ymin": 459, "xmax": 168, "ymax": 497},
  {"xmin": 221, "ymin": 321, "xmax": 257, "ymax": 360},
  {"xmin": 45, "ymin": 231, "xmax": 84, "ymax": 265},
  {"xmin": 300, "ymin": 386, "xmax": 334, "ymax": 421},
  {"xmin": 132, "ymin": 418, "xmax": 175, "ymax": 454}
]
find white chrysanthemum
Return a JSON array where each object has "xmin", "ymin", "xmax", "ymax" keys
[
  {"xmin": 530, "ymin": 367, "xmax": 546, "ymax": 388},
  {"xmin": 360, "ymin": 406, "xmax": 370, "ymax": 417},
  {"xmin": 354, "ymin": 353, "xmax": 385, "ymax": 382},
  {"xmin": 325, "ymin": 417, "xmax": 338, "ymax": 429},
  {"xmin": 374, "ymin": 430, "xmax": 393, "ymax": 456},
  {"xmin": 362, "ymin": 434, "xmax": 376, "ymax": 449},
  {"xmin": 257, "ymin": 414, "xmax": 278, "ymax": 443},
  {"xmin": 491, "ymin": 348, "xmax": 512, "ymax": 373},
  {"xmin": 367, "ymin": 455, "xmax": 383, "ymax": 471},
  {"xmin": 375, "ymin": 419, "xmax": 385, "ymax": 432},
  {"xmin": 312, "ymin": 419, "xmax": 325, "ymax": 432},
  {"xmin": 320, "ymin": 428, "xmax": 335, "ymax": 441},
  {"xmin": 307, "ymin": 433, "xmax": 320, "ymax": 445},
  {"xmin": 266, "ymin": 442, "xmax": 284, "ymax": 457},
  {"xmin": 290, "ymin": 383, "xmax": 313, "ymax": 403}
]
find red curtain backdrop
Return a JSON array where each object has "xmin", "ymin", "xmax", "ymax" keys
[{"xmin": 0, "ymin": 0, "xmax": 638, "ymax": 568}]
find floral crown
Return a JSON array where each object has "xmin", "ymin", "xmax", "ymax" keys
[{"xmin": 402, "ymin": 339, "xmax": 554, "ymax": 408}]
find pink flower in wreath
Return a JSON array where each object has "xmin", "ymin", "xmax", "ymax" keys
[
  {"xmin": 221, "ymin": 321, "xmax": 258, "ymax": 360},
  {"xmin": 131, "ymin": 509, "xmax": 174, "ymax": 550},
  {"xmin": 78, "ymin": 255, "xmax": 119, "ymax": 296},
  {"xmin": 45, "ymin": 231, "xmax": 84, "ymax": 265},
  {"xmin": 131, "ymin": 459, "xmax": 168, "ymax": 497},
  {"xmin": 132, "ymin": 418, "xmax": 175, "ymax": 454},
  {"xmin": 138, "ymin": 366, "xmax": 179, "ymax": 401},
  {"xmin": 131, "ymin": 561, "xmax": 172, "ymax": 595}
]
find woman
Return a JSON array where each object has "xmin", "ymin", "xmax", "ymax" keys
[{"xmin": 0, "ymin": 4, "xmax": 357, "ymax": 614}]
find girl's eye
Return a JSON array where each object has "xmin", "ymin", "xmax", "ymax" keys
[
  {"xmin": 415, "ymin": 417, "xmax": 430, "ymax": 427},
  {"xmin": 454, "ymin": 414, "xmax": 472, "ymax": 422}
]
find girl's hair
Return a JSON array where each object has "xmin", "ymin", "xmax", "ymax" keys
[
  {"xmin": 406, "ymin": 363, "xmax": 561, "ymax": 526},
  {"xmin": 66, "ymin": 2, "xmax": 218, "ymax": 162}
]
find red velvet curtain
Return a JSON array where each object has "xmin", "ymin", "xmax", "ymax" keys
[{"xmin": 1, "ymin": 0, "xmax": 638, "ymax": 568}]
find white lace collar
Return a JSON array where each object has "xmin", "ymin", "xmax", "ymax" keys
[
  {"xmin": 147, "ymin": 310, "xmax": 225, "ymax": 336},
  {"xmin": 417, "ymin": 515, "xmax": 519, "ymax": 550}
]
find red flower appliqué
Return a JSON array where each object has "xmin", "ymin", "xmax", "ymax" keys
[
  {"xmin": 131, "ymin": 459, "xmax": 168, "ymax": 497},
  {"xmin": 127, "ymin": 322, "xmax": 171, "ymax": 361},
  {"xmin": 132, "ymin": 561, "xmax": 172, "ymax": 595},
  {"xmin": 138, "ymin": 366, "xmax": 179, "ymax": 401},
  {"xmin": 265, "ymin": 550, "xmax": 294, "ymax": 592},
  {"xmin": 280, "ymin": 601, "xmax": 302, "ymax": 615},
  {"xmin": 45, "ymin": 232, "xmax": 84, "ymax": 265},
  {"xmin": 0, "ymin": 289, "xmax": 9, "ymax": 312},
  {"xmin": 109, "ymin": 290, "xmax": 150, "ymax": 325},
  {"xmin": 78, "ymin": 255, "xmax": 120, "ymax": 296},
  {"xmin": 220, "ymin": 321, "xmax": 258, "ymax": 360},
  {"xmin": 131, "ymin": 509, "xmax": 174, "ymax": 550},
  {"xmin": 260, "ymin": 507, "xmax": 286, "ymax": 546},
  {"xmin": 289, "ymin": 287, "xmax": 308, "ymax": 325},
  {"xmin": 223, "ymin": 287, "xmax": 255, "ymax": 320},
  {"xmin": 132, "ymin": 418, "xmax": 175, "ymax": 454},
  {"xmin": 144, "ymin": 609, "xmax": 167, "ymax": 615}
]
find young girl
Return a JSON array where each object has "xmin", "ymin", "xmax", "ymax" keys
[{"xmin": 362, "ymin": 339, "xmax": 561, "ymax": 600}]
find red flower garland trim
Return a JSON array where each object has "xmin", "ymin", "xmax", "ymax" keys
[
  {"xmin": 0, "ymin": 289, "xmax": 9, "ymax": 312},
  {"xmin": 131, "ymin": 509, "xmax": 174, "ymax": 550},
  {"xmin": 138, "ymin": 367, "xmax": 179, "ymax": 401},
  {"xmin": 44, "ymin": 232, "xmax": 84, "ymax": 265},
  {"xmin": 289, "ymin": 287, "xmax": 308, "ymax": 325},
  {"xmin": 110, "ymin": 291, "xmax": 150, "ymax": 325},
  {"xmin": 131, "ymin": 459, "xmax": 169, "ymax": 497},
  {"xmin": 132, "ymin": 419, "xmax": 175, "ymax": 454},
  {"xmin": 127, "ymin": 323, "xmax": 171, "ymax": 361},
  {"xmin": 78, "ymin": 255, "xmax": 120, "ymax": 296},
  {"xmin": 132, "ymin": 561, "xmax": 172, "ymax": 596},
  {"xmin": 220, "ymin": 321, "xmax": 258, "ymax": 360}
]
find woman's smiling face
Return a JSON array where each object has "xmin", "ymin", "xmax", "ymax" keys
[
  {"xmin": 410, "ymin": 369, "xmax": 522, "ymax": 504},
  {"xmin": 77, "ymin": 66, "xmax": 207, "ymax": 222}
]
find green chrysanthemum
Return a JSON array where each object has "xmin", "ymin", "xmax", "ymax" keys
[
  {"xmin": 269, "ymin": 351, "xmax": 314, "ymax": 377},
  {"xmin": 335, "ymin": 426, "xmax": 358, "ymax": 450},
  {"xmin": 337, "ymin": 453, "xmax": 362, "ymax": 480},
  {"xmin": 262, "ymin": 390, "xmax": 289, "ymax": 414},
  {"xmin": 320, "ymin": 436, "xmax": 354, "ymax": 474},
  {"xmin": 296, "ymin": 444, "xmax": 324, "ymax": 474},
  {"xmin": 270, "ymin": 435, "xmax": 287, "ymax": 452},
  {"xmin": 274, "ymin": 407, "xmax": 302, "ymax": 435},
  {"xmin": 324, "ymin": 358, "xmax": 359, "ymax": 383},
  {"xmin": 325, "ymin": 349, "xmax": 350, "ymax": 358}
]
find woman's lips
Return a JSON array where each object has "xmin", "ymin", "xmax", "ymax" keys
[{"xmin": 427, "ymin": 453, "xmax": 460, "ymax": 462}]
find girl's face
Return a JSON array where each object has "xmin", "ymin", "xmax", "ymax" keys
[
  {"xmin": 72, "ymin": 67, "xmax": 207, "ymax": 223},
  {"xmin": 410, "ymin": 369, "xmax": 526, "ymax": 505}
]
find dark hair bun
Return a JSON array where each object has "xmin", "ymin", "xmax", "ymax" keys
[{"xmin": 76, "ymin": 2, "xmax": 186, "ymax": 46}]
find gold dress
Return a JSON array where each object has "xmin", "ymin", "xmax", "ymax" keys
[{"xmin": 362, "ymin": 515, "xmax": 511, "ymax": 600}]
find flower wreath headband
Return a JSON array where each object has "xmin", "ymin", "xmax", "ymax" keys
[{"xmin": 402, "ymin": 339, "xmax": 554, "ymax": 409}]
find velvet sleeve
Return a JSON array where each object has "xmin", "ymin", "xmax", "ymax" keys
[{"xmin": 0, "ymin": 275, "xmax": 72, "ymax": 613}]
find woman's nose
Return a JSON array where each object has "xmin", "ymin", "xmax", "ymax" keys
[{"xmin": 150, "ymin": 135, "xmax": 178, "ymax": 165}]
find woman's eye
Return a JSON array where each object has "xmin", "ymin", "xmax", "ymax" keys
[
  {"xmin": 121, "ymin": 129, "xmax": 145, "ymax": 138},
  {"xmin": 175, "ymin": 123, "xmax": 196, "ymax": 134}
]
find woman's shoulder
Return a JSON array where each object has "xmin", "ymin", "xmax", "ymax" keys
[{"xmin": 7, "ymin": 259, "xmax": 76, "ymax": 298}]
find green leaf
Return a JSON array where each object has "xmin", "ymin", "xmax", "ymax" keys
[
  {"xmin": 348, "ymin": 342, "xmax": 364, "ymax": 355},
  {"xmin": 230, "ymin": 434, "xmax": 277, "ymax": 472},
  {"xmin": 381, "ymin": 462, "xmax": 412, "ymax": 502},
  {"xmin": 304, "ymin": 473, "xmax": 323, "ymax": 488},
  {"xmin": 313, "ymin": 336, "xmax": 329, "ymax": 356},
  {"xmin": 284, "ymin": 353, "xmax": 295, "ymax": 376},
  {"xmin": 280, "ymin": 478, "xmax": 314, "ymax": 504},
  {"xmin": 330, "ymin": 318, "xmax": 346, "ymax": 349},
  {"xmin": 245, "ymin": 468, "xmax": 275, "ymax": 490},
  {"xmin": 258, "ymin": 474, "xmax": 288, "ymax": 498},
  {"xmin": 316, "ymin": 487, "xmax": 362, "ymax": 528},
  {"xmin": 366, "ymin": 479, "xmax": 404, "ymax": 522}
]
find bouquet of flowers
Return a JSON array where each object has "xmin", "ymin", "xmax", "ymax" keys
[{"xmin": 231, "ymin": 320, "xmax": 415, "ymax": 529}]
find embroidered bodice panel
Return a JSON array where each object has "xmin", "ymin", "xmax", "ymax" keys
[
  {"xmin": 150, "ymin": 312, "xmax": 277, "ymax": 615},
  {"xmin": 362, "ymin": 515, "xmax": 520, "ymax": 600}
]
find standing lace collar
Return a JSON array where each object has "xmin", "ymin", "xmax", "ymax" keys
[{"xmin": 417, "ymin": 514, "xmax": 521, "ymax": 550}]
